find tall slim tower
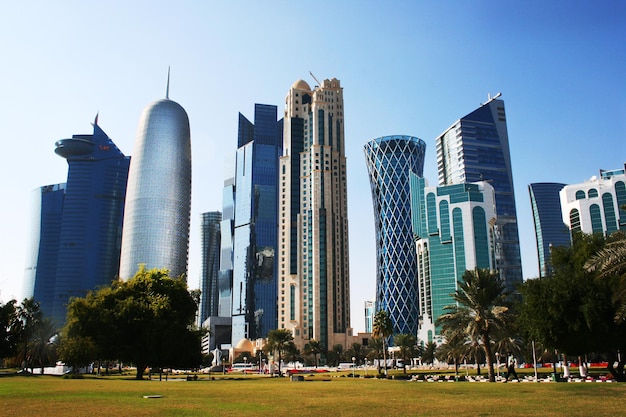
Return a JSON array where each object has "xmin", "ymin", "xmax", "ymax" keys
[
  {"xmin": 231, "ymin": 104, "xmax": 283, "ymax": 343},
  {"xmin": 364, "ymin": 135, "xmax": 426, "ymax": 336},
  {"xmin": 528, "ymin": 183, "xmax": 570, "ymax": 277},
  {"xmin": 278, "ymin": 77, "xmax": 351, "ymax": 350},
  {"xmin": 24, "ymin": 119, "xmax": 129, "ymax": 325},
  {"xmin": 119, "ymin": 78, "xmax": 191, "ymax": 280},
  {"xmin": 198, "ymin": 211, "xmax": 222, "ymax": 326},
  {"xmin": 436, "ymin": 95, "xmax": 522, "ymax": 291}
]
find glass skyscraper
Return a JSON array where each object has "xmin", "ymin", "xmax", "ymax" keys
[
  {"xmin": 119, "ymin": 89, "xmax": 191, "ymax": 280},
  {"xmin": 231, "ymin": 104, "xmax": 283, "ymax": 343},
  {"xmin": 364, "ymin": 135, "xmax": 426, "ymax": 336},
  {"xmin": 278, "ymin": 78, "xmax": 351, "ymax": 351},
  {"xmin": 23, "ymin": 119, "xmax": 129, "ymax": 325},
  {"xmin": 528, "ymin": 183, "xmax": 570, "ymax": 277},
  {"xmin": 410, "ymin": 173, "xmax": 497, "ymax": 343},
  {"xmin": 436, "ymin": 96, "xmax": 522, "ymax": 291},
  {"xmin": 198, "ymin": 211, "xmax": 222, "ymax": 326}
]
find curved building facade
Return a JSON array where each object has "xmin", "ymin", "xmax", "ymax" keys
[
  {"xmin": 119, "ymin": 98, "xmax": 191, "ymax": 280},
  {"xmin": 364, "ymin": 135, "xmax": 426, "ymax": 335}
]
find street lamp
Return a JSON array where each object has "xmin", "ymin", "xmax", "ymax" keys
[
  {"xmin": 352, "ymin": 356, "xmax": 356, "ymax": 378},
  {"xmin": 244, "ymin": 356, "xmax": 248, "ymax": 379}
]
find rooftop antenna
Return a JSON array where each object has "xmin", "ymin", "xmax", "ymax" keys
[
  {"xmin": 309, "ymin": 71, "xmax": 322, "ymax": 87},
  {"xmin": 166, "ymin": 66, "xmax": 170, "ymax": 99},
  {"xmin": 94, "ymin": 112, "xmax": 99, "ymax": 126}
]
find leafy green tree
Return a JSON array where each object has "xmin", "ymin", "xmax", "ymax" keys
[
  {"xmin": 56, "ymin": 336, "xmax": 97, "ymax": 373},
  {"xmin": 266, "ymin": 328, "xmax": 294, "ymax": 375},
  {"xmin": 303, "ymin": 339, "xmax": 323, "ymax": 367},
  {"xmin": 437, "ymin": 268, "xmax": 510, "ymax": 382},
  {"xmin": 372, "ymin": 310, "xmax": 393, "ymax": 376},
  {"xmin": 0, "ymin": 300, "xmax": 21, "ymax": 361},
  {"xmin": 393, "ymin": 333, "xmax": 417, "ymax": 373},
  {"xmin": 60, "ymin": 267, "xmax": 203, "ymax": 379}
]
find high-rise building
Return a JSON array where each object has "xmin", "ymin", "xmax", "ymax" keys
[
  {"xmin": 23, "ymin": 118, "xmax": 130, "ymax": 325},
  {"xmin": 230, "ymin": 104, "xmax": 283, "ymax": 343},
  {"xmin": 278, "ymin": 77, "xmax": 351, "ymax": 350},
  {"xmin": 364, "ymin": 301, "xmax": 375, "ymax": 334},
  {"xmin": 119, "ymin": 82, "xmax": 191, "ymax": 280},
  {"xmin": 436, "ymin": 95, "xmax": 522, "ymax": 291},
  {"xmin": 528, "ymin": 183, "xmax": 570, "ymax": 277},
  {"xmin": 364, "ymin": 135, "xmax": 426, "ymax": 336},
  {"xmin": 198, "ymin": 211, "xmax": 222, "ymax": 326},
  {"xmin": 560, "ymin": 165, "xmax": 626, "ymax": 237},
  {"xmin": 218, "ymin": 176, "xmax": 235, "ymax": 319},
  {"xmin": 410, "ymin": 173, "xmax": 497, "ymax": 343}
]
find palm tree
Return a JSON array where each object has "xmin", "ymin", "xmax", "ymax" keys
[
  {"xmin": 28, "ymin": 318, "xmax": 58, "ymax": 374},
  {"xmin": 266, "ymin": 329, "xmax": 293, "ymax": 376},
  {"xmin": 366, "ymin": 337, "xmax": 384, "ymax": 373},
  {"xmin": 345, "ymin": 342, "xmax": 366, "ymax": 366},
  {"xmin": 372, "ymin": 310, "xmax": 393, "ymax": 376},
  {"xmin": 586, "ymin": 231, "xmax": 626, "ymax": 321},
  {"xmin": 436, "ymin": 268, "xmax": 510, "ymax": 382},
  {"xmin": 304, "ymin": 339, "xmax": 322, "ymax": 367},
  {"xmin": 394, "ymin": 333, "xmax": 417, "ymax": 373},
  {"xmin": 421, "ymin": 341, "xmax": 438, "ymax": 366},
  {"xmin": 436, "ymin": 333, "xmax": 466, "ymax": 379}
]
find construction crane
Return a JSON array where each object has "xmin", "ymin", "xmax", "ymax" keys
[{"xmin": 309, "ymin": 71, "xmax": 322, "ymax": 87}]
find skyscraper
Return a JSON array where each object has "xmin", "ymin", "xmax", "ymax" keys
[
  {"xmin": 528, "ymin": 183, "xmax": 570, "ymax": 277},
  {"xmin": 278, "ymin": 77, "xmax": 351, "ymax": 350},
  {"xmin": 560, "ymin": 166, "xmax": 626, "ymax": 237},
  {"xmin": 410, "ymin": 173, "xmax": 497, "ymax": 343},
  {"xmin": 119, "ymin": 81, "xmax": 191, "ymax": 280},
  {"xmin": 364, "ymin": 135, "xmax": 426, "ymax": 336},
  {"xmin": 198, "ymin": 211, "xmax": 222, "ymax": 326},
  {"xmin": 230, "ymin": 104, "xmax": 283, "ymax": 343},
  {"xmin": 436, "ymin": 95, "xmax": 522, "ymax": 291},
  {"xmin": 23, "ymin": 118, "xmax": 130, "ymax": 325}
]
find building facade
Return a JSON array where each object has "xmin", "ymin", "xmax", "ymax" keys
[
  {"xmin": 230, "ymin": 104, "xmax": 283, "ymax": 343},
  {"xmin": 278, "ymin": 78, "xmax": 351, "ymax": 350},
  {"xmin": 364, "ymin": 301, "xmax": 374, "ymax": 334},
  {"xmin": 436, "ymin": 96, "xmax": 522, "ymax": 291},
  {"xmin": 410, "ymin": 173, "xmax": 497, "ymax": 343},
  {"xmin": 23, "ymin": 119, "xmax": 129, "ymax": 325},
  {"xmin": 198, "ymin": 211, "xmax": 222, "ymax": 326},
  {"xmin": 528, "ymin": 183, "xmax": 571, "ymax": 277},
  {"xmin": 560, "ymin": 165, "xmax": 626, "ymax": 237},
  {"xmin": 119, "ymin": 88, "xmax": 191, "ymax": 280},
  {"xmin": 364, "ymin": 135, "xmax": 426, "ymax": 336}
]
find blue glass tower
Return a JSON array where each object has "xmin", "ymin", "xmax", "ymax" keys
[
  {"xmin": 231, "ymin": 104, "xmax": 283, "ymax": 343},
  {"xmin": 24, "ymin": 118, "xmax": 130, "ymax": 325},
  {"xmin": 364, "ymin": 135, "xmax": 426, "ymax": 335},
  {"xmin": 528, "ymin": 183, "xmax": 570, "ymax": 278},
  {"xmin": 198, "ymin": 211, "xmax": 222, "ymax": 326},
  {"xmin": 436, "ymin": 96, "xmax": 523, "ymax": 291}
]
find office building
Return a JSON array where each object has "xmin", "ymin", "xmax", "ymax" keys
[
  {"xmin": 198, "ymin": 211, "xmax": 222, "ymax": 326},
  {"xmin": 230, "ymin": 104, "xmax": 283, "ymax": 343},
  {"xmin": 278, "ymin": 77, "xmax": 351, "ymax": 350},
  {"xmin": 410, "ymin": 173, "xmax": 497, "ymax": 343},
  {"xmin": 436, "ymin": 95, "xmax": 522, "ymax": 291},
  {"xmin": 119, "ymin": 81, "xmax": 191, "ymax": 280},
  {"xmin": 364, "ymin": 135, "xmax": 426, "ymax": 335},
  {"xmin": 364, "ymin": 301, "xmax": 375, "ymax": 334},
  {"xmin": 560, "ymin": 165, "xmax": 626, "ymax": 237},
  {"xmin": 528, "ymin": 183, "xmax": 570, "ymax": 277},
  {"xmin": 23, "ymin": 118, "xmax": 129, "ymax": 325}
]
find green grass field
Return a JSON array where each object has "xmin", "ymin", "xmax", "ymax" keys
[{"xmin": 0, "ymin": 373, "xmax": 624, "ymax": 416}]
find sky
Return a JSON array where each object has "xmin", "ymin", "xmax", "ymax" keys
[{"xmin": 0, "ymin": 1, "xmax": 624, "ymax": 333}]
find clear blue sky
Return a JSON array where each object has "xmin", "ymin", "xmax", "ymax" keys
[{"xmin": 1, "ymin": 1, "xmax": 624, "ymax": 332}]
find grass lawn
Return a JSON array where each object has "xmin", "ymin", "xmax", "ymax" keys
[{"xmin": 0, "ymin": 373, "xmax": 624, "ymax": 416}]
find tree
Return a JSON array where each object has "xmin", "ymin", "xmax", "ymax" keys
[
  {"xmin": 16, "ymin": 298, "xmax": 44, "ymax": 371},
  {"xmin": 586, "ymin": 231, "xmax": 626, "ymax": 321},
  {"xmin": 28, "ymin": 318, "xmax": 58, "ymax": 373},
  {"xmin": 436, "ymin": 334, "xmax": 466, "ymax": 378},
  {"xmin": 421, "ymin": 341, "xmax": 437, "ymax": 366},
  {"xmin": 394, "ymin": 333, "xmax": 418, "ymax": 373},
  {"xmin": 345, "ymin": 342, "xmax": 367, "ymax": 366},
  {"xmin": 266, "ymin": 328, "xmax": 293, "ymax": 376},
  {"xmin": 60, "ymin": 267, "xmax": 203, "ymax": 379},
  {"xmin": 366, "ymin": 337, "xmax": 384, "ymax": 373},
  {"xmin": 303, "ymin": 339, "xmax": 323, "ymax": 367},
  {"xmin": 0, "ymin": 300, "xmax": 21, "ymax": 361},
  {"xmin": 372, "ymin": 310, "xmax": 393, "ymax": 376},
  {"xmin": 327, "ymin": 343, "xmax": 344, "ymax": 367},
  {"xmin": 436, "ymin": 268, "xmax": 510, "ymax": 382}
]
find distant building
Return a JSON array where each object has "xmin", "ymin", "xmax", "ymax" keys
[
  {"xmin": 528, "ymin": 183, "xmax": 570, "ymax": 277},
  {"xmin": 364, "ymin": 301, "xmax": 374, "ymax": 334},
  {"xmin": 230, "ymin": 104, "xmax": 283, "ymax": 343},
  {"xmin": 278, "ymin": 78, "xmax": 352, "ymax": 350},
  {"xmin": 436, "ymin": 96, "xmax": 522, "ymax": 291},
  {"xmin": 364, "ymin": 135, "xmax": 426, "ymax": 336},
  {"xmin": 119, "ymin": 80, "xmax": 191, "ymax": 280},
  {"xmin": 198, "ymin": 211, "xmax": 222, "ymax": 326},
  {"xmin": 23, "ymin": 118, "xmax": 129, "ymax": 325},
  {"xmin": 410, "ymin": 173, "xmax": 497, "ymax": 344},
  {"xmin": 560, "ymin": 165, "xmax": 626, "ymax": 238}
]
